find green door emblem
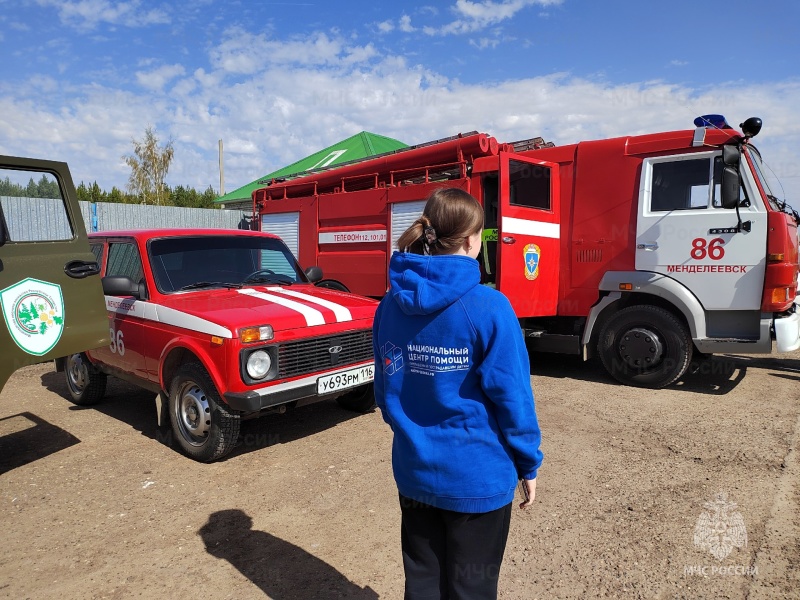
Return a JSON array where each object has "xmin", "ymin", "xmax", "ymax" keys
[{"xmin": 1, "ymin": 278, "xmax": 65, "ymax": 356}]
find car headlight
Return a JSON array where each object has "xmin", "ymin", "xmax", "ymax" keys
[{"xmin": 246, "ymin": 350, "xmax": 272, "ymax": 379}]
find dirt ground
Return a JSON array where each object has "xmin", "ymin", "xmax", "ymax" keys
[{"xmin": 0, "ymin": 348, "xmax": 798, "ymax": 600}]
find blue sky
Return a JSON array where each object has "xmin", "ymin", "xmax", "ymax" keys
[{"xmin": 1, "ymin": 0, "xmax": 799, "ymax": 201}]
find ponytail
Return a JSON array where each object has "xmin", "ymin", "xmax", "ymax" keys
[{"xmin": 396, "ymin": 188, "xmax": 483, "ymax": 255}]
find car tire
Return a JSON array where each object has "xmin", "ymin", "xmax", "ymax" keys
[
  {"xmin": 168, "ymin": 363, "xmax": 240, "ymax": 462},
  {"xmin": 336, "ymin": 383, "xmax": 376, "ymax": 413},
  {"xmin": 597, "ymin": 305, "xmax": 692, "ymax": 389},
  {"xmin": 64, "ymin": 353, "xmax": 107, "ymax": 406}
]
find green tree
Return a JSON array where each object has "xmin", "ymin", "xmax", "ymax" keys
[
  {"xmin": 170, "ymin": 185, "xmax": 193, "ymax": 207},
  {"xmin": 89, "ymin": 181, "xmax": 105, "ymax": 203},
  {"xmin": 75, "ymin": 181, "xmax": 92, "ymax": 202},
  {"xmin": 106, "ymin": 186, "xmax": 126, "ymax": 204},
  {"xmin": 0, "ymin": 176, "xmax": 20, "ymax": 197},
  {"xmin": 123, "ymin": 126, "xmax": 175, "ymax": 205},
  {"xmin": 75, "ymin": 182, "xmax": 91, "ymax": 203},
  {"xmin": 199, "ymin": 185, "xmax": 217, "ymax": 209},
  {"xmin": 25, "ymin": 177, "xmax": 38, "ymax": 198},
  {"xmin": 36, "ymin": 175, "xmax": 60, "ymax": 199}
]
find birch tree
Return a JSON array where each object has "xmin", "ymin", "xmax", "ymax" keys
[{"xmin": 123, "ymin": 127, "xmax": 174, "ymax": 205}]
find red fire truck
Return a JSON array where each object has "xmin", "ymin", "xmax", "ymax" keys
[{"xmin": 253, "ymin": 117, "xmax": 800, "ymax": 388}]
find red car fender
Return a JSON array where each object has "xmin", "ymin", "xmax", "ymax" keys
[{"xmin": 158, "ymin": 335, "xmax": 230, "ymax": 397}]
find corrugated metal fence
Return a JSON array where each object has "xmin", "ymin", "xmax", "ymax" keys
[{"xmin": 2, "ymin": 197, "xmax": 250, "ymax": 240}]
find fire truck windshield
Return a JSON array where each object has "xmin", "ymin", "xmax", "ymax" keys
[
  {"xmin": 745, "ymin": 146, "xmax": 780, "ymax": 211},
  {"xmin": 149, "ymin": 235, "xmax": 305, "ymax": 293}
]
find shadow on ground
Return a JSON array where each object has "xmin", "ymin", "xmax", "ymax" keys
[
  {"xmin": 528, "ymin": 349, "xmax": 800, "ymax": 396},
  {"xmin": 40, "ymin": 370, "xmax": 371, "ymax": 461},
  {"xmin": 199, "ymin": 509, "xmax": 378, "ymax": 599},
  {"xmin": 0, "ymin": 411, "xmax": 80, "ymax": 474}
]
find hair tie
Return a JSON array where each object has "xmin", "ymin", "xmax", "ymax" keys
[{"xmin": 423, "ymin": 226, "xmax": 438, "ymax": 245}]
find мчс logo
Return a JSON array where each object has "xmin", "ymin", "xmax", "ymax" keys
[
  {"xmin": 693, "ymin": 492, "xmax": 748, "ymax": 561},
  {"xmin": 1, "ymin": 278, "xmax": 65, "ymax": 356}
]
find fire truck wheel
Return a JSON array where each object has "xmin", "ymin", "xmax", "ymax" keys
[
  {"xmin": 64, "ymin": 353, "xmax": 107, "ymax": 406},
  {"xmin": 168, "ymin": 363, "xmax": 241, "ymax": 462},
  {"xmin": 336, "ymin": 383, "xmax": 376, "ymax": 413},
  {"xmin": 597, "ymin": 305, "xmax": 692, "ymax": 389}
]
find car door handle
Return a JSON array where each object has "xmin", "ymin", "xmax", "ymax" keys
[
  {"xmin": 64, "ymin": 259, "xmax": 101, "ymax": 279},
  {"xmin": 502, "ymin": 236, "xmax": 516, "ymax": 244},
  {"xmin": 636, "ymin": 243, "xmax": 658, "ymax": 251}
]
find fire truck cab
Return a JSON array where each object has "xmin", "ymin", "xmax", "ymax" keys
[{"xmin": 254, "ymin": 119, "xmax": 800, "ymax": 388}]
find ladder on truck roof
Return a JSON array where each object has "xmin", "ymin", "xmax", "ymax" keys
[
  {"xmin": 258, "ymin": 131, "xmax": 482, "ymax": 186},
  {"xmin": 257, "ymin": 132, "xmax": 556, "ymax": 187},
  {"xmin": 509, "ymin": 137, "xmax": 556, "ymax": 152}
]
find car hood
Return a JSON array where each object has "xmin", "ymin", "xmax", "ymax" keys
[{"xmin": 157, "ymin": 284, "xmax": 377, "ymax": 336}]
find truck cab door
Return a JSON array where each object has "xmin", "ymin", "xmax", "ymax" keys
[
  {"xmin": 635, "ymin": 151, "xmax": 767, "ymax": 311},
  {"xmin": 497, "ymin": 153, "xmax": 561, "ymax": 317},
  {"xmin": 0, "ymin": 156, "xmax": 108, "ymax": 391}
]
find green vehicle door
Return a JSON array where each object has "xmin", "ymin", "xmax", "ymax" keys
[{"xmin": 0, "ymin": 155, "xmax": 109, "ymax": 392}]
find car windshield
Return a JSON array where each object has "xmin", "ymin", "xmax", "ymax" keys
[{"xmin": 149, "ymin": 235, "xmax": 305, "ymax": 293}]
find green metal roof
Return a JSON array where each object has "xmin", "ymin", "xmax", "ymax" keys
[{"xmin": 215, "ymin": 131, "xmax": 407, "ymax": 205}]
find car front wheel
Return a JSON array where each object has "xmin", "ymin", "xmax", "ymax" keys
[{"xmin": 168, "ymin": 363, "xmax": 240, "ymax": 462}]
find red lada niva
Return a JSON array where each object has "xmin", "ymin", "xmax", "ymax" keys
[{"xmin": 58, "ymin": 229, "xmax": 377, "ymax": 461}]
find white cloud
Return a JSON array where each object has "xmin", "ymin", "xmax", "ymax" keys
[
  {"xmin": 377, "ymin": 20, "xmax": 394, "ymax": 33},
  {"xmin": 470, "ymin": 37, "xmax": 500, "ymax": 49},
  {"xmin": 135, "ymin": 64, "xmax": 185, "ymax": 91},
  {"xmin": 399, "ymin": 15, "xmax": 416, "ymax": 33},
  {"xmin": 431, "ymin": 0, "xmax": 563, "ymax": 36},
  {"xmin": 1, "ymin": 30, "xmax": 798, "ymax": 206},
  {"xmin": 209, "ymin": 29, "xmax": 378, "ymax": 74},
  {"xmin": 36, "ymin": 0, "xmax": 170, "ymax": 31},
  {"xmin": 670, "ymin": 60, "xmax": 689, "ymax": 67}
]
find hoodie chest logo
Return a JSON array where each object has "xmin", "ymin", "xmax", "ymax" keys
[{"xmin": 380, "ymin": 341, "xmax": 404, "ymax": 375}]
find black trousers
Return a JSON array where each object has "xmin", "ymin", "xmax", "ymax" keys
[{"xmin": 399, "ymin": 494, "xmax": 513, "ymax": 600}]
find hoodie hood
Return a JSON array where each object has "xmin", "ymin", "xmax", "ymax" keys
[{"xmin": 388, "ymin": 252, "xmax": 481, "ymax": 315}]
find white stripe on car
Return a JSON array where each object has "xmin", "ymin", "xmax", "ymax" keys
[
  {"xmin": 237, "ymin": 289, "xmax": 325, "ymax": 326},
  {"xmin": 265, "ymin": 287, "xmax": 352, "ymax": 322}
]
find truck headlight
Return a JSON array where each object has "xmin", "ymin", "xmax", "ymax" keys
[{"xmin": 246, "ymin": 350, "xmax": 272, "ymax": 380}]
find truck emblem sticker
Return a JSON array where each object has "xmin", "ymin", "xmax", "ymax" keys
[
  {"xmin": 523, "ymin": 244, "xmax": 541, "ymax": 280},
  {"xmin": 1, "ymin": 278, "xmax": 65, "ymax": 356}
]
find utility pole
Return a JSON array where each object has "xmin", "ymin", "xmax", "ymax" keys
[{"xmin": 218, "ymin": 139, "xmax": 225, "ymax": 195}]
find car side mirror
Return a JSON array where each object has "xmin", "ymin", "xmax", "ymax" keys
[
  {"xmin": 304, "ymin": 266, "xmax": 323, "ymax": 283},
  {"xmin": 102, "ymin": 275, "xmax": 144, "ymax": 299}
]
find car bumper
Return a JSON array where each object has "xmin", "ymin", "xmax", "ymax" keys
[{"xmin": 223, "ymin": 361, "xmax": 374, "ymax": 413}]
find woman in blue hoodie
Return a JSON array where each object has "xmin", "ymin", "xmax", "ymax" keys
[{"xmin": 373, "ymin": 187, "xmax": 543, "ymax": 600}]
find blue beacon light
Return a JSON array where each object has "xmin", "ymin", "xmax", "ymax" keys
[{"xmin": 693, "ymin": 114, "xmax": 732, "ymax": 129}]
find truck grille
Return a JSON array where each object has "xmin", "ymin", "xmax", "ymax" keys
[{"xmin": 277, "ymin": 330, "xmax": 373, "ymax": 379}]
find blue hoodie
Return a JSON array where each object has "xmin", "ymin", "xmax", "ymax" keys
[{"xmin": 373, "ymin": 251, "xmax": 543, "ymax": 513}]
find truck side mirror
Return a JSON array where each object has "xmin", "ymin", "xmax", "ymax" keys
[
  {"xmin": 102, "ymin": 275, "xmax": 144, "ymax": 299},
  {"xmin": 720, "ymin": 165, "xmax": 741, "ymax": 209},
  {"xmin": 304, "ymin": 266, "xmax": 323, "ymax": 283},
  {"xmin": 722, "ymin": 145, "xmax": 740, "ymax": 167},
  {"xmin": 720, "ymin": 145, "xmax": 741, "ymax": 209}
]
